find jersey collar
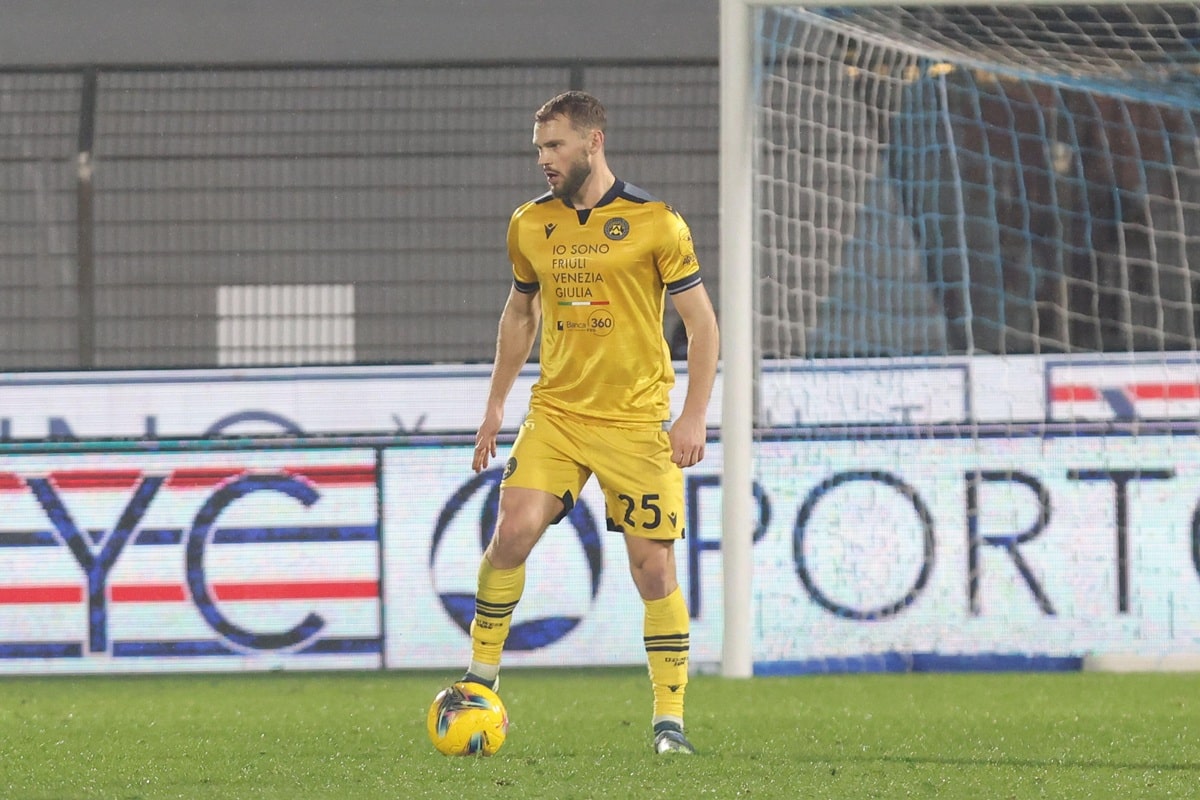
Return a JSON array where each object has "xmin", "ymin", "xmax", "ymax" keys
[{"xmin": 561, "ymin": 178, "xmax": 624, "ymax": 211}]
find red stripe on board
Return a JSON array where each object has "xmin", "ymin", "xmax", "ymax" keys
[
  {"xmin": 0, "ymin": 472, "xmax": 24, "ymax": 491},
  {"xmin": 214, "ymin": 580, "xmax": 379, "ymax": 601},
  {"xmin": 284, "ymin": 465, "xmax": 376, "ymax": 486},
  {"xmin": 1127, "ymin": 383, "xmax": 1200, "ymax": 401},
  {"xmin": 0, "ymin": 585, "xmax": 84, "ymax": 604},
  {"xmin": 109, "ymin": 584, "xmax": 188, "ymax": 602},
  {"xmin": 164, "ymin": 467, "xmax": 246, "ymax": 489},
  {"xmin": 104, "ymin": 581, "xmax": 379, "ymax": 603},
  {"xmin": 1050, "ymin": 385, "xmax": 1101, "ymax": 402},
  {"xmin": 25, "ymin": 466, "xmax": 371, "ymax": 492},
  {"xmin": 49, "ymin": 469, "xmax": 143, "ymax": 490}
]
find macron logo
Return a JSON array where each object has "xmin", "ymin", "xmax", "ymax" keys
[{"xmin": 544, "ymin": 223, "xmax": 556, "ymax": 239}]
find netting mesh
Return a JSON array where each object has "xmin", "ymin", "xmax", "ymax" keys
[
  {"xmin": 802, "ymin": 5, "xmax": 1200, "ymax": 105},
  {"xmin": 757, "ymin": 4, "xmax": 1200, "ymax": 358},
  {"xmin": 744, "ymin": 4, "xmax": 1200, "ymax": 672}
]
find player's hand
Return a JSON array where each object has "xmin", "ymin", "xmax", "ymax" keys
[
  {"xmin": 472, "ymin": 408, "xmax": 503, "ymax": 473},
  {"xmin": 668, "ymin": 412, "xmax": 707, "ymax": 468}
]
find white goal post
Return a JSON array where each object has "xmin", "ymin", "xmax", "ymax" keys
[
  {"xmin": 719, "ymin": 0, "xmax": 758, "ymax": 680},
  {"xmin": 719, "ymin": 0, "xmax": 1200, "ymax": 678}
]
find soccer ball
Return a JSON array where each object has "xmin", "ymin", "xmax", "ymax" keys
[{"xmin": 426, "ymin": 681, "xmax": 509, "ymax": 756}]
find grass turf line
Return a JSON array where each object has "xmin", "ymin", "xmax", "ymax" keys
[{"xmin": 1, "ymin": 668, "xmax": 1197, "ymax": 799}]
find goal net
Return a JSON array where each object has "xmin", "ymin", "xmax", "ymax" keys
[{"xmin": 719, "ymin": 2, "xmax": 1200, "ymax": 676}]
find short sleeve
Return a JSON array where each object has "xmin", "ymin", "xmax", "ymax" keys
[
  {"xmin": 507, "ymin": 208, "xmax": 539, "ymax": 291},
  {"xmin": 656, "ymin": 205, "xmax": 702, "ymax": 294}
]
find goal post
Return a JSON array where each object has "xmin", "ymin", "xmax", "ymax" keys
[
  {"xmin": 719, "ymin": 0, "xmax": 1200, "ymax": 677},
  {"xmin": 719, "ymin": 0, "xmax": 757, "ymax": 680}
]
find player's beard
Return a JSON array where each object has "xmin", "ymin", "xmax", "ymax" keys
[{"xmin": 551, "ymin": 156, "xmax": 592, "ymax": 202}]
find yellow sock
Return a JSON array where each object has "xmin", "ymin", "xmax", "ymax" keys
[
  {"xmin": 469, "ymin": 558, "xmax": 526, "ymax": 667},
  {"xmin": 643, "ymin": 586, "xmax": 690, "ymax": 723}
]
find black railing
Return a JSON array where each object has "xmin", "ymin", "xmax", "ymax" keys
[{"xmin": 0, "ymin": 60, "xmax": 719, "ymax": 371}]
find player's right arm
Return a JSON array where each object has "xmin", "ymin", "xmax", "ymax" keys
[{"xmin": 473, "ymin": 284, "xmax": 540, "ymax": 473}]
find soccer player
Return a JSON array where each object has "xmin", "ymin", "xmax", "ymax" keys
[{"xmin": 458, "ymin": 90, "xmax": 719, "ymax": 755}]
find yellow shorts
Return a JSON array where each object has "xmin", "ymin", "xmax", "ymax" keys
[{"xmin": 501, "ymin": 410, "xmax": 685, "ymax": 540}]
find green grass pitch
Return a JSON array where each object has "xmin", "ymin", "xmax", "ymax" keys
[{"xmin": 1, "ymin": 667, "xmax": 1197, "ymax": 799}]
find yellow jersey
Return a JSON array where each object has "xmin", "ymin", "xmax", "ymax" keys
[{"xmin": 508, "ymin": 180, "xmax": 703, "ymax": 426}]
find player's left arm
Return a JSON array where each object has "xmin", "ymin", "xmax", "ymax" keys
[{"xmin": 668, "ymin": 284, "xmax": 719, "ymax": 468}]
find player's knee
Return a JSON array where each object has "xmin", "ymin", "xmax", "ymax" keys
[
  {"xmin": 485, "ymin": 520, "xmax": 538, "ymax": 569},
  {"xmin": 631, "ymin": 569, "xmax": 677, "ymax": 601},
  {"xmin": 625, "ymin": 537, "xmax": 678, "ymax": 600},
  {"xmin": 628, "ymin": 557, "xmax": 678, "ymax": 600}
]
